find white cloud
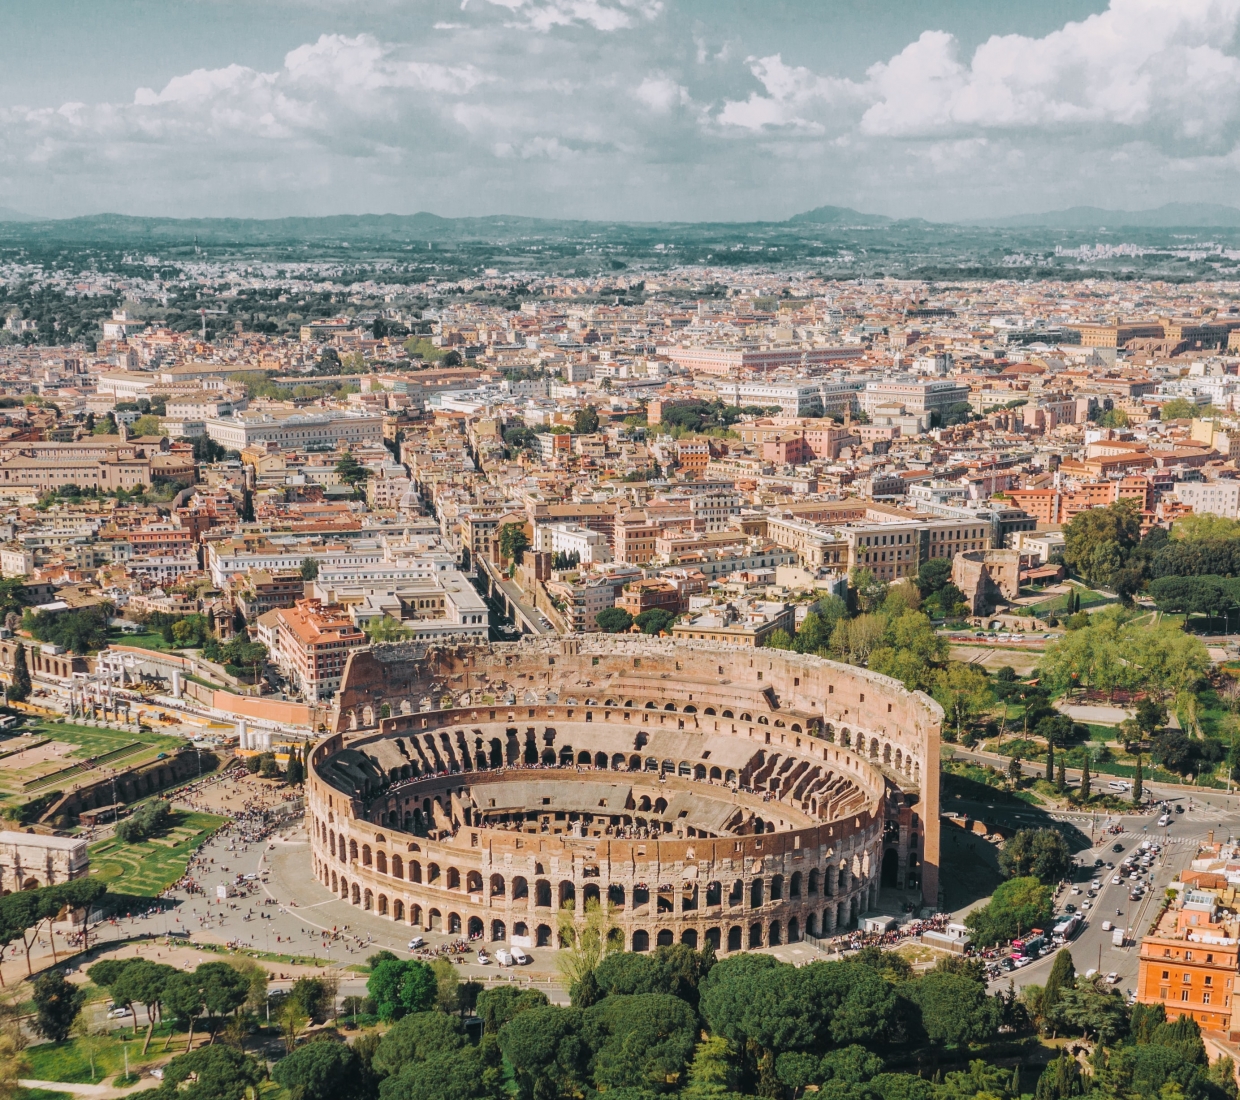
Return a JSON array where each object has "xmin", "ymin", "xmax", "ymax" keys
[
  {"xmin": 635, "ymin": 75, "xmax": 688, "ymax": 113},
  {"xmin": 481, "ymin": 0, "xmax": 661, "ymax": 33},
  {"xmin": 4, "ymin": 0, "xmax": 1240, "ymax": 221}
]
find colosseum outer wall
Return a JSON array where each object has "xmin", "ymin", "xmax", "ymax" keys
[{"xmin": 306, "ymin": 637, "xmax": 942, "ymax": 953}]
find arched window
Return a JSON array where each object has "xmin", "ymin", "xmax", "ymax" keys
[{"xmin": 392, "ymin": 855, "xmax": 404, "ymax": 879}]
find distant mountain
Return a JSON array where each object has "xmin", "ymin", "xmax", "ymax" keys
[
  {"xmin": 786, "ymin": 205, "xmax": 894, "ymax": 226},
  {"xmin": 968, "ymin": 203, "xmax": 1240, "ymax": 229},
  {"xmin": 0, "ymin": 206, "xmax": 36, "ymax": 222}
]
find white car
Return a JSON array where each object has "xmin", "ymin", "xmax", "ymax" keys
[
  {"xmin": 1112, "ymin": 876, "xmax": 1122, "ymax": 885},
  {"xmin": 477, "ymin": 950, "xmax": 491, "ymax": 965},
  {"xmin": 408, "ymin": 937, "xmax": 425, "ymax": 950},
  {"xmin": 1072, "ymin": 887, "xmax": 1082, "ymax": 894},
  {"xmin": 1107, "ymin": 972, "xmax": 1120, "ymax": 984},
  {"xmin": 107, "ymin": 1006, "xmax": 132, "ymax": 1019},
  {"xmin": 1158, "ymin": 815, "xmax": 1171, "ymax": 826}
]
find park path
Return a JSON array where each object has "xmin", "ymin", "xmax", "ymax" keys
[{"xmin": 20, "ymin": 1078, "xmax": 120, "ymax": 1096}]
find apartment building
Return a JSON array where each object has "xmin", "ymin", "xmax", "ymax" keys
[
  {"xmin": 859, "ymin": 376, "xmax": 971, "ymax": 419},
  {"xmin": 273, "ymin": 599, "xmax": 368, "ymax": 702},
  {"xmin": 614, "ymin": 513, "xmax": 662, "ymax": 564},
  {"xmin": 672, "ymin": 599, "xmax": 795, "ymax": 647},
  {"xmin": 313, "ymin": 570, "xmax": 489, "ymax": 643},
  {"xmin": 232, "ymin": 571, "xmax": 306, "ymax": 621},
  {"xmin": 667, "ymin": 345, "xmax": 862, "ymax": 375},
  {"xmin": 1137, "ymin": 887, "xmax": 1240, "ymax": 1033},
  {"xmin": 204, "ymin": 410, "xmax": 384, "ymax": 450},
  {"xmin": 1175, "ymin": 480, "xmax": 1240, "ymax": 520}
]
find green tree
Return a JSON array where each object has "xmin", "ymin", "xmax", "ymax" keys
[
  {"xmin": 497, "ymin": 1005, "xmax": 589, "ymax": 1100},
  {"xmin": 365, "ymin": 615, "xmax": 413, "ymax": 643},
  {"xmin": 367, "ymin": 960, "xmax": 437, "ymax": 1022},
  {"xmin": 964, "ymin": 876, "xmax": 1053, "ymax": 947},
  {"xmin": 635, "ymin": 608, "xmax": 674, "ymax": 635},
  {"xmin": 273, "ymin": 1038, "xmax": 368, "ymax": 1100},
  {"xmin": 1041, "ymin": 949, "xmax": 1077, "ymax": 1026},
  {"xmin": 113, "ymin": 960, "xmax": 177, "ymax": 1055},
  {"xmin": 373, "ymin": 1011, "xmax": 468, "ymax": 1077},
  {"xmin": 1098, "ymin": 407, "xmax": 1130, "ymax": 429},
  {"xmin": 556, "ymin": 898, "xmax": 621, "ymax": 1002},
  {"xmin": 933, "ymin": 663, "xmax": 993, "ymax": 740},
  {"xmin": 998, "ymin": 829, "xmax": 1071, "ymax": 884},
  {"xmin": 916, "ymin": 557, "xmax": 953, "ymax": 596},
  {"xmin": 584, "ymin": 993, "xmax": 698, "ymax": 1093},
  {"xmin": 31, "ymin": 969, "xmax": 85, "ymax": 1043},
  {"xmin": 498, "ymin": 523, "xmax": 529, "ymax": 565},
  {"xmin": 157, "ymin": 1045, "xmax": 264, "ymax": 1100},
  {"xmin": 1134, "ymin": 752, "xmax": 1144, "ymax": 802},
  {"xmin": 476, "ymin": 988, "xmax": 549, "ymax": 1035},
  {"xmin": 869, "ymin": 611, "xmax": 949, "ymax": 693},
  {"xmin": 300, "ymin": 557, "xmax": 320, "ymax": 581},
  {"xmin": 905, "ymin": 971, "xmax": 1001, "ymax": 1047},
  {"xmin": 8, "ymin": 644, "xmax": 29, "ymax": 703},
  {"xmin": 595, "ymin": 607, "xmax": 633, "ymax": 634},
  {"xmin": 763, "ymin": 628, "xmax": 794, "ymax": 650},
  {"xmin": 573, "ymin": 405, "xmax": 600, "ymax": 434},
  {"xmin": 130, "ymin": 414, "xmax": 164, "ymax": 437},
  {"xmin": 1062, "ymin": 499, "xmax": 1142, "ymax": 587},
  {"xmin": 336, "ymin": 452, "xmax": 371, "ymax": 491},
  {"xmin": 197, "ymin": 961, "xmax": 249, "ymax": 1043},
  {"xmin": 850, "ymin": 567, "xmax": 888, "ymax": 614},
  {"xmin": 1080, "ymin": 755, "xmax": 1091, "ymax": 799}
]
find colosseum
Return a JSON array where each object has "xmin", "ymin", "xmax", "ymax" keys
[{"xmin": 306, "ymin": 635, "xmax": 942, "ymax": 954}]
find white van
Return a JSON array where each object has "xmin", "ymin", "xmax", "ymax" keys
[
  {"xmin": 495, "ymin": 949, "xmax": 513, "ymax": 967},
  {"xmin": 509, "ymin": 946, "xmax": 529, "ymax": 965},
  {"xmin": 1108, "ymin": 781, "xmax": 1129, "ymax": 792}
]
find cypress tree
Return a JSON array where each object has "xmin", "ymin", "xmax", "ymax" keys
[
  {"xmin": 9, "ymin": 643, "xmax": 30, "ymax": 703},
  {"xmin": 1056, "ymin": 756, "xmax": 1067, "ymax": 792},
  {"xmin": 1042, "ymin": 948, "xmax": 1076, "ymax": 1019},
  {"xmin": 1134, "ymin": 753, "xmax": 1144, "ymax": 802},
  {"xmin": 1080, "ymin": 756, "xmax": 1091, "ymax": 799},
  {"xmin": 1046, "ymin": 738, "xmax": 1054, "ymax": 783}
]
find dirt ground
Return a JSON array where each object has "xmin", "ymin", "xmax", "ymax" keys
[{"xmin": 949, "ymin": 645, "xmax": 1043, "ymax": 676}]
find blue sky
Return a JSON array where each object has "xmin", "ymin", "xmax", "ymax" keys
[{"xmin": 1, "ymin": 0, "xmax": 1237, "ymax": 222}]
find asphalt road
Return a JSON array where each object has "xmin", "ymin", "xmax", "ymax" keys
[{"xmin": 985, "ymin": 793, "xmax": 1240, "ymax": 1000}]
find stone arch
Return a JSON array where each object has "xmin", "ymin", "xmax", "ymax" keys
[
  {"xmin": 362, "ymin": 844, "xmax": 372, "ymax": 866},
  {"xmin": 632, "ymin": 929, "xmax": 650, "ymax": 952},
  {"xmin": 491, "ymin": 874, "xmax": 506, "ymax": 897},
  {"xmin": 393, "ymin": 899, "xmax": 404, "ymax": 921},
  {"xmin": 378, "ymin": 894, "xmax": 388, "ymax": 916},
  {"xmin": 727, "ymin": 926, "xmax": 742, "ymax": 952},
  {"xmin": 351, "ymin": 883, "xmax": 361, "ymax": 905},
  {"xmin": 376, "ymin": 851, "xmax": 387, "ymax": 874},
  {"xmin": 392, "ymin": 855, "xmax": 404, "ymax": 879},
  {"xmin": 467, "ymin": 870, "xmax": 483, "ymax": 893},
  {"xmin": 492, "ymin": 920, "xmax": 506, "ymax": 941}
]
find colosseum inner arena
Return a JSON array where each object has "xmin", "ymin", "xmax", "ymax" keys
[{"xmin": 307, "ymin": 635, "xmax": 942, "ymax": 954}]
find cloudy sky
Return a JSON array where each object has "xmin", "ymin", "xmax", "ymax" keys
[{"xmin": 2, "ymin": 0, "xmax": 1239, "ymax": 222}]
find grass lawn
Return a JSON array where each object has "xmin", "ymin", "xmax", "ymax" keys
[
  {"xmin": 108, "ymin": 629, "xmax": 177, "ymax": 653},
  {"xmin": 25, "ymin": 1028, "xmax": 171, "ymax": 1084},
  {"xmin": 1027, "ymin": 584, "xmax": 1114, "ymax": 619},
  {"xmin": 18, "ymin": 1090, "xmax": 74, "ymax": 1100},
  {"xmin": 88, "ymin": 810, "xmax": 226, "ymax": 898}
]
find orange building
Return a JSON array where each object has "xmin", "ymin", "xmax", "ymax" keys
[
  {"xmin": 1137, "ymin": 893, "xmax": 1240, "ymax": 1034},
  {"xmin": 274, "ymin": 598, "xmax": 367, "ymax": 703}
]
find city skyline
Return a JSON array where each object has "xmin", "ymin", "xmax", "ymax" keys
[{"xmin": 3, "ymin": 0, "xmax": 1240, "ymax": 223}]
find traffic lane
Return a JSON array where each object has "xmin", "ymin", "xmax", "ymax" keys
[{"xmin": 990, "ymin": 820, "xmax": 1189, "ymax": 995}]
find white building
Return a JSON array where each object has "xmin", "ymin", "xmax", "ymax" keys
[
  {"xmin": 203, "ymin": 411, "xmax": 384, "ymax": 451},
  {"xmin": 1175, "ymin": 480, "xmax": 1240, "ymax": 520},
  {"xmin": 534, "ymin": 523, "xmax": 613, "ymax": 564}
]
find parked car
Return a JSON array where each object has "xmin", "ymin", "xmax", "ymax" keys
[{"xmin": 408, "ymin": 937, "xmax": 425, "ymax": 950}]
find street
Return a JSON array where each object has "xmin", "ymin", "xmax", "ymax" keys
[{"xmin": 985, "ymin": 784, "xmax": 1240, "ymax": 999}]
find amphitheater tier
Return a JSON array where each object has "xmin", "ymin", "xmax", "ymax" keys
[{"xmin": 307, "ymin": 636, "xmax": 942, "ymax": 953}]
